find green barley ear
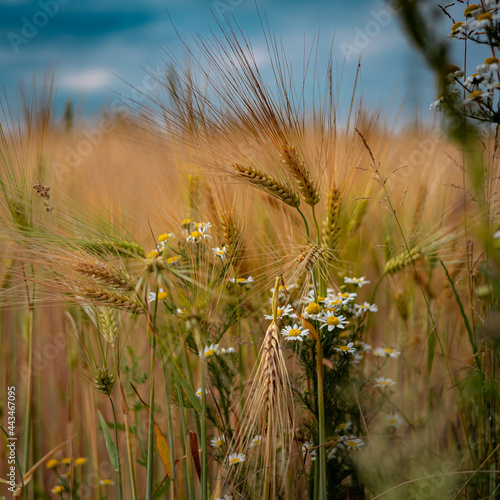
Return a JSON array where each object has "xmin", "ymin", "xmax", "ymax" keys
[
  {"xmin": 233, "ymin": 163, "xmax": 300, "ymax": 207},
  {"xmin": 220, "ymin": 209, "xmax": 241, "ymax": 263},
  {"xmin": 94, "ymin": 368, "xmax": 115, "ymax": 396},
  {"xmin": 384, "ymin": 246, "xmax": 423, "ymax": 275},
  {"xmin": 322, "ymin": 184, "xmax": 342, "ymax": 252},
  {"xmin": 347, "ymin": 198, "xmax": 368, "ymax": 236},
  {"xmin": 98, "ymin": 307, "xmax": 118, "ymax": 345},
  {"xmin": 280, "ymin": 143, "xmax": 320, "ymax": 206},
  {"xmin": 80, "ymin": 238, "xmax": 146, "ymax": 259}
]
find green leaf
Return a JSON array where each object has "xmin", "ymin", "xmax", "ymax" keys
[{"xmin": 98, "ymin": 411, "xmax": 118, "ymax": 471}]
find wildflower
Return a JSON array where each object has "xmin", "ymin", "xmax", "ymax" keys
[
  {"xmin": 465, "ymin": 73, "xmax": 486, "ymax": 87},
  {"xmin": 375, "ymin": 347, "xmax": 400, "ymax": 358},
  {"xmin": 249, "ymin": 435, "xmax": 265, "ymax": 447},
  {"xmin": 52, "ymin": 485, "xmax": 65, "ymax": 494},
  {"xmin": 212, "ymin": 247, "xmax": 227, "ymax": 260},
  {"xmin": 318, "ymin": 311, "xmax": 349, "ymax": 332},
  {"xmin": 167, "ymin": 255, "xmax": 180, "ymax": 265},
  {"xmin": 210, "ymin": 435, "xmax": 225, "ymax": 447},
  {"xmin": 304, "ymin": 302, "xmax": 322, "ymax": 317},
  {"xmin": 61, "ymin": 457, "xmax": 71, "ymax": 465},
  {"xmin": 354, "ymin": 341, "xmax": 371, "ymax": 352},
  {"xmin": 477, "ymin": 57, "xmax": 500, "ymax": 74},
  {"xmin": 344, "ymin": 276, "xmax": 370, "ymax": 288},
  {"xmin": 302, "ymin": 440, "xmax": 316, "ymax": 460},
  {"xmin": 354, "ymin": 302, "xmax": 378, "ymax": 315},
  {"xmin": 327, "ymin": 447, "xmax": 337, "ymax": 460},
  {"xmin": 264, "ymin": 304, "xmax": 295, "ymax": 320},
  {"xmin": 334, "ymin": 342, "xmax": 356, "ymax": 354},
  {"xmin": 386, "ymin": 413, "xmax": 404, "ymax": 429},
  {"xmin": 158, "ymin": 233, "xmax": 174, "ymax": 250},
  {"xmin": 176, "ymin": 308, "xmax": 186, "ymax": 315},
  {"xmin": 226, "ymin": 453, "xmax": 246, "ymax": 465},
  {"xmin": 449, "ymin": 21, "xmax": 467, "ymax": 37},
  {"xmin": 336, "ymin": 292, "xmax": 357, "ymax": 303},
  {"xmin": 339, "ymin": 435, "xmax": 364, "ymax": 450},
  {"xmin": 281, "ymin": 324, "xmax": 309, "ymax": 341},
  {"xmin": 473, "ymin": 12, "xmax": 494, "ymax": 29},
  {"xmin": 464, "ymin": 4, "xmax": 481, "ymax": 17},
  {"xmin": 220, "ymin": 347, "xmax": 236, "ymax": 354},
  {"xmin": 187, "ymin": 230, "xmax": 210, "ymax": 243},
  {"xmin": 444, "ymin": 64, "xmax": 464, "ymax": 83},
  {"xmin": 306, "ymin": 289, "xmax": 327, "ymax": 303},
  {"xmin": 429, "ymin": 94, "xmax": 445, "ymax": 111},
  {"xmin": 148, "ymin": 288, "xmax": 167, "ymax": 303},
  {"xmin": 201, "ymin": 344, "xmax": 219, "ymax": 358},
  {"xmin": 74, "ymin": 457, "xmax": 87, "ymax": 466},
  {"xmin": 100, "ymin": 479, "xmax": 115, "ymax": 485},
  {"xmin": 147, "ymin": 249, "xmax": 159, "ymax": 259},
  {"xmin": 335, "ymin": 420, "xmax": 352, "ymax": 433},
  {"xmin": 181, "ymin": 218, "xmax": 195, "ymax": 232},
  {"xmin": 195, "ymin": 221, "xmax": 212, "ymax": 233},
  {"xmin": 46, "ymin": 458, "xmax": 59, "ymax": 469},
  {"xmin": 195, "ymin": 387, "xmax": 207, "ymax": 398},
  {"xmin": 232, "ymin": 276, "xmax": 254, "ymax": 284},
  {"xmin": 374, "ymin": 377, "xmax": 396, "ymax": 388}
]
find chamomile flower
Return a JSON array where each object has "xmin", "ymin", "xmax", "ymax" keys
[
  {"xmin": 374, "ymin": 377, "xmax": 396, "ymax": 389},
  {"xmin": 281, "ymin": 324, "xmax": 309, "ymax": 341},
  {"xmin": 327, "ymin": 447, "xmax": 337, "ymax": 460},
  {"xmin": 373, "ymin": 347, "xmax": 401, "ymax": 358},
  {"xmin": 464, "ymin": 4, "xmax": 481, "ymax": 17},
  {"xmin": 61, "ymin": 457, "xmax": 72, "ymax": 465},
  {"xmin": 339, "ymin": 435, "xmax": 364, "ymax": 450},
  {"xmin": 386, "ymin": 413, "xmax": 404, "ymax": 429},
  {"xmin": 99, "ymin": 479, "xmax": 115, "ymax": 486},
  {"xmin": 264, "ymin": 304, "xmax": 295, "ymax": 320},
  {"xmin": 167, "ymin": 255, "xmax": 180, "ymax": 265},
  {"xmin": 195, "ymin": 221, "xmax": 212, "ymax": 233},
  {"xmin": 303, "ymin": 301, "xmax": 322, "ymax": 318},
  {"xmin": 465, "ymin": 73, "xmax": 486, "ymax": 87},
  {"xmin": 74, "ymin": 457, "xmax": 87, "ymax": 466},
  {"xmin": 226, "ymin": 453, "xmax": 246, "ymax": 465},
  {"xmin": 449, "ymin": 21, "xmax": 467, "ymax": 37},
  {"xmin": 187, "ymin": 230, "xmax": 211, "ymax": 243},
  {"xmin": 200, "ymin": 344, "xmax": 219, "ymax": 358},
  {"xmin": 334, "ymin": 342, "xmax": 357, "ymax": 354},
  {"xmin": 220, "ymin": 347, "xmax": 236, "ymax": 354},
  {"xmin": 212, "ymin": 247, "xmax": 227, "ymax": 260},
  {"xmin": 147, "ymin": 249, "xmax": 159, "ymax": 259},
  {"xmin": 249, "ymin": 435, "xmax": 265, "ymax": 447},
  {"xmin": 306, "ymin": 289, "xmax": 328, "ymax": 304},
  {"xmin": 195, "ymin": 388, "xmax": 207, "ymax": 399},
  {"xmin": 473, "ymin": 12, "xmax": 495, "ymax": 30},
  {"xmin": 210, "ymin": 435, "xmax": 225, "ymax": 447},
  {"xmin": 477, "ymin": 56, "xmax": 500, "ymax": 74},
  {"xmin": 354, "ymin": 302, "xmax": 378, "ymax": 315},
  {"xmin": 335, "ymin": 420, "xmax": 353, "ymax": 433},
  {"xmin": 336, "ymin": 292, "xmax": 357, "ymax": 304},
  {"xmin": 52, "ymin": 485, "xmax": 65, "ymax": 494},
  {"xmin": 148, "ymin": 288, "xmax": 167, "ymax": 303},
  {"xmin": 181, "ymin": 218, "xmax": 195, "ymax": 232},
  {"xmin": 318, "ymin": 311, "xmax": 349, "ymax": 332},
  {"xmin": 158, "ymin": 233, "xmax": 174, "ymax": 250},
  {"xmin": 429, "ymin": 94, "xmax": 445, "ymax": 111},
  {"xmin": 302, "ymin": 440, "xmax": 316, "ymax": 460},
  {"xmin": 230, "ymin": 276, "xmax": 254, "ymax": 285},
  {"xmin": 344, "ymin": 276, "xmax": 370, "ymax": 288}
]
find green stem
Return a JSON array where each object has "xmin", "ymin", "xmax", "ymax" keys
[
  {"xmin": 201, "ymin": 352, "xmax": 208, "ymax": 500},
  {"xmin": 109, "ymin": 398, "xmax": 123, "ymax": 500},
  {"xmin": 296, "ymin": 207, "xmax": 311, "ymax": 240},
  {"xmin": 162, "ymin": 366, "xmax": 176, "ymax": 499},
  {"xmin": 146, "ymin": 327, "xmax": 156, "ymax": 499},
  {"xmin": 316, "ymin": 338, "xmax": 327, "ymax": 499}
]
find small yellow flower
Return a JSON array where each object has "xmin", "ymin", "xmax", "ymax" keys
[
  {"xmin": 484, "ymin": 56, "xmax": 499, "ymax": 65},
  {"xmin": 451, "ymin": 21, "xmax": 463, "ymax": 32},
  {"xmin": 167, "ymin": 256, "xmax": 180, "ymax": 264},
  {"xmin": 157, "ymin": 291, "xmax": 168, "ymax": 301},
  {"xmin": 61, "ymin": 457, "xmax": 72, "ymax": 465},
  {"xmin": 468, "ymin": 90, "xmax": 483, "ymax": 100},
  {"xmin": 477, "ymin": 12, "xmax": 493, "ymax": 21},
  {"xmin": 158, "ymin": 233, "xmax": 173, "ymax": 243},
  {"xmin": 52, "ymin": 485, "xmax": 65, "ymax": 494},
  {"xmin": 100, "ymin": 479, "xmax": 115, "ymax": 486},
  {"xmin": 463, "ymin": 4, "xmax": 480, "ymax": 16},
  {"xmin": 74, "ymin": 457, "xmax": 87, "ymax": 466},
  {"xmin": 147, "ymin": 250, "xmax": 159, "ymax": 259},
  {"xmin": 46, "ymin": 458, "xmax": 59, "ymax": 469},
  {"xmin": 181, "ymin": 218, "xmax": 193, "ymax": 226}
]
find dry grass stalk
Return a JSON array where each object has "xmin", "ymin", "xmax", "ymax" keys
[
  {"xmin": 233, "ymin": 163, "xmax": 300, "ymax": 207},
  {"xmin": 280, "ymin": 143, "xmax": 320, "ymax": 206}
]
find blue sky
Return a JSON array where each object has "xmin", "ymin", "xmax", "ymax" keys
[{"xmin": 0, "ymin": 0, "xmax": 469, "ymax": 123}]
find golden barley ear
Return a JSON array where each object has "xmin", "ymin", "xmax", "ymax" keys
[
  {"xmin": 280, "ymin": 143, "xmax": 320, "ymax": 206},
  {"xmin": 74, "ymin": 260, "xmax": 135, "ymax": 291},
  {"xmin": 233, "ymin": 163, "xmax": 300, "ymax": 207},
  {"xmin": 79, "ymin": 284, "xmax": 145, "ymax": 314},
  {"xmin": 220, "ymin": 209, "xmax": 241, "ymax": 263},
  {"xmin": 220, "ymin": 319, "xmax": 298, "ymax": 499}
]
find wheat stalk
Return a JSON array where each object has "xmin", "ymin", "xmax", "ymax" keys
[
  {"xmin": 233, "ymin": 163, "xmax": 300, "ymax": 207},
  {"xmin": 75, "ymin": 260, "xmax": 135, "ymax": 291},
  {"xmin": 322, "ymin": 184, "xmax": 342, "ymax": 251},
  {"xmin": 280, "ymin": 143, "xmax": 320, "ymax": 206},
  {"xmin": 79, "ymin": 285, "xmax": 145, "ymax": 313}
]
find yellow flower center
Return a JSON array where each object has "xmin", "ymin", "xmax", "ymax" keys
[
  {"xmin": 101, "ymin": 479, "xmax": 113, "ymax": 485},
  {"xmin": 478, "ymin": 12, "xmax": 493, "ymax": 21},
  {"xmin": 167, "ymin": 256, "xmax": 179, "ymax": 264},
  {"xmin": 205, "ymin": 349, "xmax": 215, "ymax": 357},
  {"xmin": 75, "ymin": 457, "xmax": 87, "ymax": 466},
  {"xmin": 190, "ymin": 230, "xmax": 203, "ymax": 239},
  {"xmin": 464, "ymin": 4, "xmax": 479, "ymax": 15},
  {"xmin": 182, "ymin": 218, "xmax": 193, "ymax": 226},
  {"xmin": 147, "ymin": 250, "xmax": 159, "ymax": 259},
  {"xmin": 338, "ymin": 346, "xmax": 350, "ymax": 351},
  {"xmin": 158, "ymin": 233, "xmax": 171, "ymax": 242},
  {"xmin": 485, "ymin": 56, "xmax": 499, "ymax": 64},
  {"xmin": 277, "ymin": 308, "xmax": 283, "ymax": 316},
  {"xmin": 61, "ymin": 458, "xmax": 71, "ymax": 465},
  {"xmin": 288, "ymin": 328, "xmax": 301, "ymax": 337},
  {"xmin": 216, "ymin": 250, "xmax": 225, "ymax": 255},
  {"xmin": 326, "ymin": 316, "xmax": 340, "ymax": 326},
  {"xmin": 306, "ymin": 303, "xmax": 321, "ymax": 315},
  {"xmin": 215, "ymin": 439, "xmax": 223, "ymax": 446},
  {"xmin": 53, "ymin": 486, "xmax": 64, "ymax": 494},
  {"xmin": 47, "ymin": 459, "xmax": 59, "ymax": 469},
  {"xmin": 229, "ymin": 457, "xmax": 240, "ymax": 464},
  {"xmin": 236, "ymin": 278, "xmax": 246, "ymax": 283},
  {"xmin": 338, "ymin": 293, "xmax": 349, "ymax": 298},
  {"xmin": 337, "ymin": 423, "xmax": 346, "ymax": 430},
  {"xmin": 338, "ymin": 331, "xmax": 349, "ymax": 338},
  {"xmin": 384, "ymin": 348, "xmax": 394, "ymax": 354},
  {"xmin": 346, "ymin": 440, "xmax": 358, "ymax": 448},
  {"xmin": 318, "ymin": 296, "xmax": 325, "ymax": 302},
  {"xmin": 157, "ymin": 292, "xmax": 168, "ymax": 301}
]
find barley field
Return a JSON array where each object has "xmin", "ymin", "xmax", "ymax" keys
[{"xmin": 0, "ymin": 3, "xmax": 499, "ymax": 500}]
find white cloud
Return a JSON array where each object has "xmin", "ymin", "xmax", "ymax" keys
[{"xmin": 60, "ymin": 68, "xmax": 113, "ymax": 91}]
